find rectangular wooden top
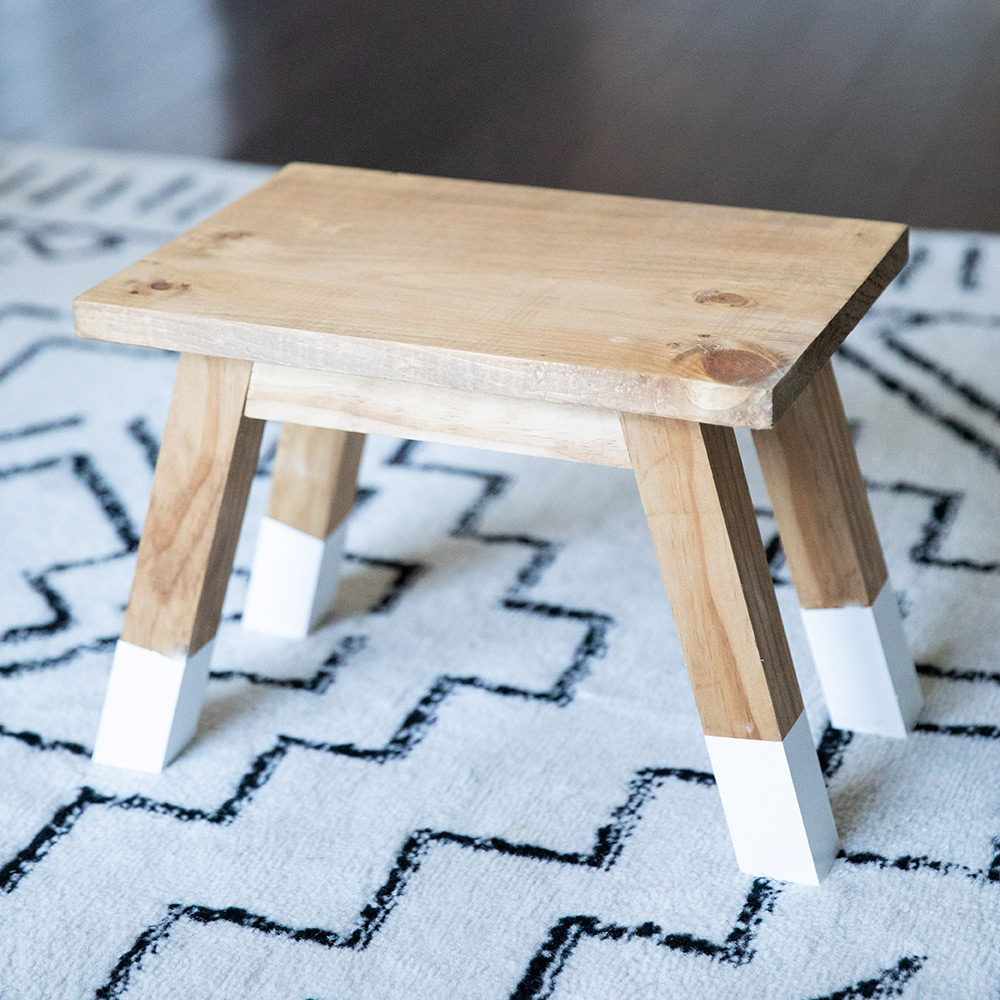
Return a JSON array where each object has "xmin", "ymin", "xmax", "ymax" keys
[{"xmin": 74, "ymin": 163, "xmax": 906, "ymax": 427}]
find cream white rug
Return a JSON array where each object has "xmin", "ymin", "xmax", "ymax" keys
[{"xmin": 1, "ymin": 142, "xmax": 1000, "ymax": 999}]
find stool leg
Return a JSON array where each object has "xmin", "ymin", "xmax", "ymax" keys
[
  {"xmin": 621, "ymin": 413, "xmax": 839, "ymax": 884},
  {"xmin": 93, "ymin": 354, "xmax": 264, "ymax": 772},
  {"xmin": 752, "ymin": 361, "xmax": 922, "ymax": 738},
  {"xmin": 243, "ymin": 424, "xmax": 364, "ymax": 638}
]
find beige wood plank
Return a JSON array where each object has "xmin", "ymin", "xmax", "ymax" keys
[
  {"xmin": 268, "ymin": 423, "xmax": 365, "ymax": 539},
  {"xmin": 74, "ymin": 163, "xmax": 907, "ymax": 428},
  {"xmin": 120, "ymin": 353, "xmax": 263, "ymax": 658},
  {"xmin": 245, "ymin": 363, "xmax": 632, "ymax": 467},
  {"xmin": 752, "ymin": 360, "xmax": 887, "ymax": 609},
  {"xmin": 621, "ymin": 412, "xmax": 803, "ymax": 741}
]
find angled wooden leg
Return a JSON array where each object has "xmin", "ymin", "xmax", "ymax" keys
[
  {"xmin": 621, "ymin": 413, "xmax": 839, "ymax": 884},
  {"xmin": 93, "ymin": 354, "xmax": 264, "ymax": 772},
  {"xmin": 752, "ymin": 361, "xmax": 922, "ymax": 738},
  {"xmin": 243, "ymin": 424, "xmax": 364, "ymax": 638}
]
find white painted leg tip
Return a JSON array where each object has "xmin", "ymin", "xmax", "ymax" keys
[
  {"xmin": 802, "ymin": 582, "xmax": 923, "ymax": 739},
  {"xmin": 706, "ymin": 713, "xmax": 840, "ymax": 884},
  {"xmin": 242, "ymin": 518, "xmax": 346, "ymax": 639},
  {"xmin": 92, "ymin": 640, "xmax": 213, "ymax": 773}
]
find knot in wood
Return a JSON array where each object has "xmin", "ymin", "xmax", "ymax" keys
[
  {"xmin": 695, "ymin": 289, "xmax": 752, "ymax": 307},
  {"xmin": 701, "ymin": 347, "xmax": 777, "ymax": 385}
]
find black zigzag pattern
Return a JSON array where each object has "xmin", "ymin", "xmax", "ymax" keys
[
  {"xmin": 512, "ymin": 910, "xmax": 926, "ymax": 999},
  {"xmin": 2, "ymin": 759, "xmax": 720, "ymax": 998},
  {"xmin": 511, "ymin": 879, "xmax": 780, "ymax": 999},
  {"xmin": 0, "ymin": 154, "xmax": 244, "ymax": 225},
  {"xmin": 0, "ymin": 423, "xmax": 641, "ymax": 985},
  {"xmin": 2, "ymin": 309, "xmax": 999, "ymax": 989},
  {"xmin": 3, "ymin": 169, "xmax": 1000, "ymax": 996},
  {"xmin": 810, "ymin": 956, "xmax": 926, "ymax": 1000},
  {"xmin": 0, "ymin": 450, "xmax": 137, "ymax": 650}
]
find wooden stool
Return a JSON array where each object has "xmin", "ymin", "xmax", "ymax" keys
[{"xmin": 74, "ymin": 164, "xmax": 922, "ymax": 884}]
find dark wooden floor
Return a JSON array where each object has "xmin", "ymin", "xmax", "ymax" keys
[{"xmin": 3, "ymin": 0, "xmax": 999, "ymax": 229}]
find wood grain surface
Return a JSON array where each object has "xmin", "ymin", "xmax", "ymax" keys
[
  {"xmin": 245, "ymin": 363, "xmax": 632, "ymax": 467},
  {"xmin": 74, "ymin": 163, "xmax": 907, "ymax": 428},
  {"xmin": 119, "ymin": 353, "xmax": 263, "ymax": 658},
  {"xmin": 620, "ymin": 412, "xmax": 803, "ymax": 741},
  {"xmin": 267, "ymin": 423, "xmax": 365, "ymax": 540},
  {"xmin": 753, "ymin": 360, "xmax": 888, "ymax": 609}
]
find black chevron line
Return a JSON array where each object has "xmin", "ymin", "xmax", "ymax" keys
[
  {"xmin": 866, "ymin": 305, "xmax": 1000, "ymax": 332},
  {"xmin": 824, "ymin": 653, "xmax": 1000, "ymax": 884},
  {"xmin": 917, "ymin": 662, "xmax": 1000, "ymax": 686},
  {"xmin": 0, "ymin": 213, "xmax": 127, "ymax": 259},
  {"xmin": 0, "ymin": 786, "xmax": 111, "ymax": 896},
  {"xmin": 0, "ymin": 609, "xmax": 664, "ymax": 894},
  {"xmin": 810, "ymin": 955, "xmax": 925, "ymax": 1000},
  {"xmin": 10, "ymin": 763, "xmax": 716, "ymax": 997},
  {"xmin": 0, "ymin": 635, "xmax": 368, "ymax": 750},
  {"xmin": 0, "ymin": 413, "xmax": 82, "ymax": 441},
  {"xmin": 1, "ymin": 212, "xmax": 174, "ymax": 259},
  {"xmin": 134, "ymin": 174, "xmax": 196, "ymax": 214},
  {"xmin": 960, "ymin": 247, "xmax": 982, "ymax": 291},
  {"xmin": 0, "ymin": 454, "xmax": 59, "ymax": 480},
  {"xmin": 383, "ymin": 440, "xmax": 615, "ymax": 695},
  {"xmin": 425, "ymin": 448, "xmax": 999, "ymax": 655},
  {"xmin": 25, "ymin": 166, "xmax": 96, "ymax": 207},
  {"xmin": 174, "ymin": 184, "xmax": 233, "ymax": 224},
  {"xmin": 208, "ymin": 634, "xmax": 366, "ymax": 691},
  {"xmin": 881, "ymin": 332, "xmax": 1000, "ymax": 425},
  {"xmin": 750, "ymin": 476, "xmax": 1000, "ymax": 605},
  {"xmin": 0, "ymin": 162, "xmax": 43, "ymax": 200},
  {"xmin": 847, "ymin": 828, "xmax": 1000, "ymax": 886},
  {"xmin": 514, "ymin": 912, "xmax": 925, "ymax": 1000},
  {"xmin": 0, "ymin": 723, "xmax": 88, "ymax": 756},
  {"xmin": 815, "ymin": 670, "xmax": 1000, "ymax": 889},
  {"xmin": 83, "ymin": 174, "xmax": 134, "ymax": 212},
  {"xmin": 341, "ymin": 554, "xmax": 425, "ymax": 614},
  {"xmin": 863, "ymin": 308, "xmax": 1000, "ymax": 446},
  {"xmin": 841, "ymin": 850, "xmax": 982, "ymax": 881},
  {"xmin": 0, "ymin": 636, "xmax": 116, "ymax": 679},
  {"xmin": 0, "ymin": 450, "xmax": 139, "ymax": 650},
  {"xmin": 510, "ymin": 879, "xmax": 781, "ymax": 999},
  {"xmin": 284, "ymin": 628, "xmax": 610, "ymax": 764},
  {"xmin": 817, "ymin": 725, "xmax": 854, "ymax": 781},
  {"xmin": 916, "ymin": 722, "xmax": 1000, "ymax": 740},
  {"xmin": 838, "ymin": 343, "xmax": 1000, "ymax": 473},
  {"xmin": 865, "ymin": 479, "xmax": 1000, "ymax": 574},
  {"xmin": 0, "ymin": 301, "xmax": 61, "ymax": 324},
  {"xmin": 124, "ymin": 415, "xmax": 161, "ymax": 470},
  {"xmin": 0, "ymin": 335, "xmax": 172, "ymax": 387},
  {"xmin": 887, "ymin": 246, "xmax": 929, "ymax": 289}
]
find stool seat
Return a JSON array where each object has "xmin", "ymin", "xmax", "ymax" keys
[
  {"xmin": 76, "ymin": 163, "xmax": 922, "ymax": 886},
  {"xmin": 74, "ymin": 163, "xmax": 906, "ymax": 428}
]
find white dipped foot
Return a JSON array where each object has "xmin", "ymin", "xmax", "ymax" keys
[
  {"xmin": 801, "ymin": 581, "xmax": 922, "ymax": 739},
  {"xmin": 92, "ymin": 639, "xmax": 214, "ymax": 773},
  {"xmin": 705, "ymin": 711, "xmax": 839, "ymax": 884},
  {"xmin": 242, "ymin": 517, "xmax": 347, "ymax": 639}
]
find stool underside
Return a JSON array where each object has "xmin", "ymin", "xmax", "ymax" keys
[{"xmin": 74, "ymin": 163, "xmax": 907, "ymax": 427}]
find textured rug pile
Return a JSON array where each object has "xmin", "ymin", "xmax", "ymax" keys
[{"xmin": 1, "ymin": 143, "xmax": 999, "ymax": 998}]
